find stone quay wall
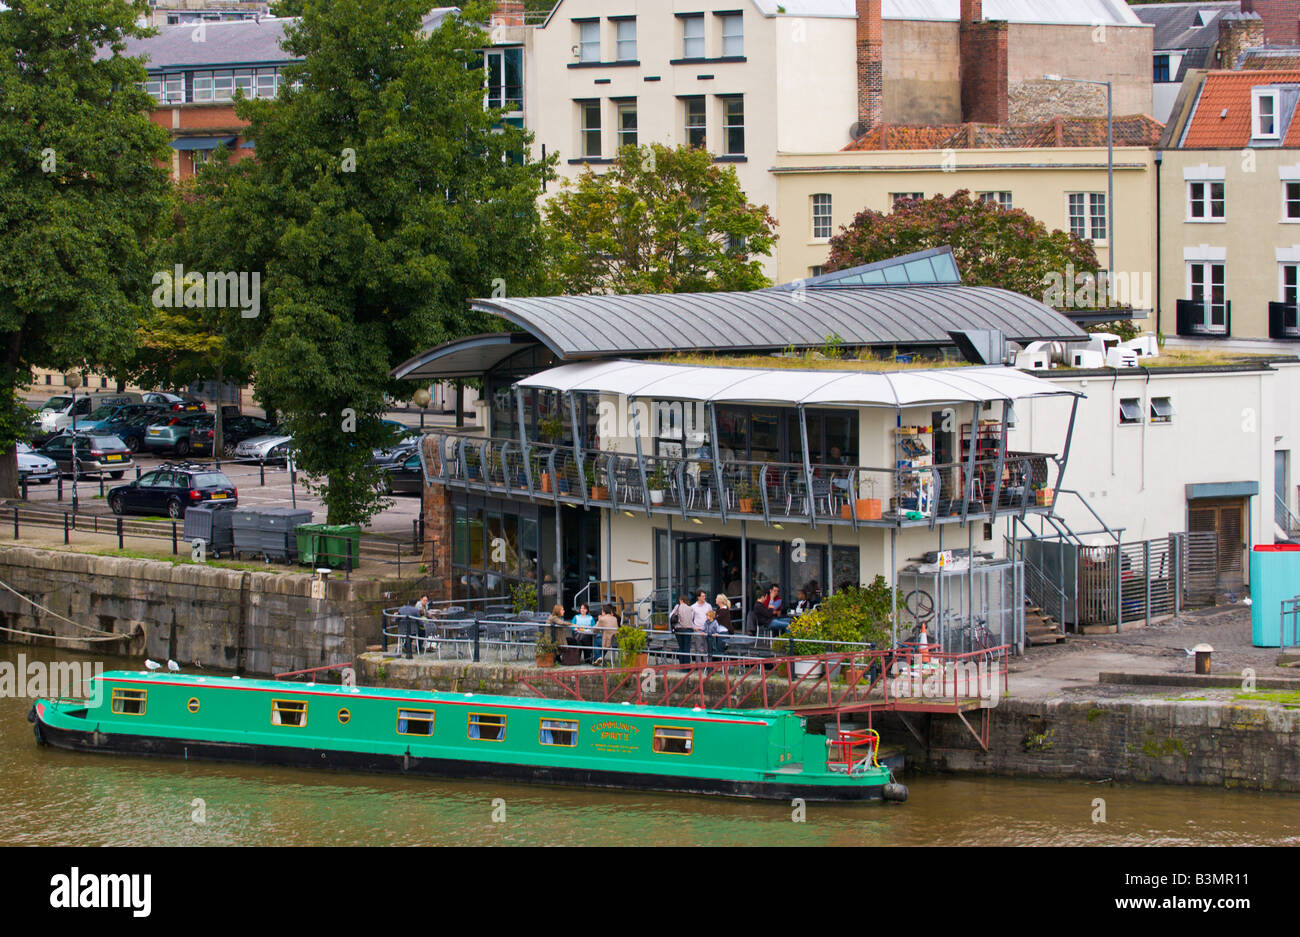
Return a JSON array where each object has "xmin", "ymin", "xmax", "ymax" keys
[{"xmin": 0, "ymin": 546, "xmax": 403, "ymax": 675}]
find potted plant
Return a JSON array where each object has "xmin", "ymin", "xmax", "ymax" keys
[
  {"xmin": 538, "ymin": 416, "xmax": 564, "ymax": 444},
  {"xmin": 529, "ymin": 450, "xmax": 553, "ymax": 493},
  {"xmin": 736, "ymin": 475, "xmax": 759, "ymax": 513},
  {"xmin": 535, "ymin": 629, "xmax": 559, "ymax": 668},
  {"xmin": 585, "ymin": 461, "xmax": 608, "ymax": 500},
  {"xmin": 842, "ymin": 475, "xmax": 883, "ymax": 521},
  {"xmin": 647, "ymin": 464, "xmax": 668, "ymax": 504},
  {"xmin": 617, "ymin": 625, "xmax": 649, "ymax": 670}
]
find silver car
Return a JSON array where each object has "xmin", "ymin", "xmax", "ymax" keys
[
  {"xmin": 233, "ymin": 433, "xmax": 293, "ymax": 463},
  {"xmin": 16, "ymin": 442, "xmax": 57, "ymax": 484}
]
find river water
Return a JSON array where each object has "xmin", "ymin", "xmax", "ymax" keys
[{"xmin": 2, "ymin": 645, "xmax": 1296, "ymax": 847}]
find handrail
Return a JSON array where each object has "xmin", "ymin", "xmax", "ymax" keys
[{"xmin": 1276, "ymin": 492, "xmax": 1300, "ymax": 534}]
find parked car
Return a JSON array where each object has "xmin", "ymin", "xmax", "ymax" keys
[
  {"xmin": 142, "ymin": 391, "xmax": 208, "ymax": 412},
  {"xmin": 16, "ymin": 442, "xmax": 58, "ymax": 485},
  {"xmin": 379, "ymin": 450, "xmax": 424, "ymax": 495},
  {"xmin": 188, "ymin": 414, "xmax": 277, "ymax": 458},
  {"xmin": 37, "ymin": 433, "xmax": 134, "ymax": 479},
  {"xmin": 107, "ymin": 463, "xmax": 238, "ymax": 519},
  {"xmin": 233, "ymin": 433, "xmax": 293, "ymax": 464},
  {"xmin": 30, "ymin": 392, "xmax": 143, "ymax": 443},
  {"xmin": 143, "ymin": 412, "xmax": 208, "ymax": 456}
]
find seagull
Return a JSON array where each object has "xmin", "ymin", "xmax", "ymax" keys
[
  {"xmin": 144, "ymin": 660, "xmax": 161, "ymax": 671},
  {"xmin": 167, "ymin": 660, "xmax": 180, "ymax": 672}
]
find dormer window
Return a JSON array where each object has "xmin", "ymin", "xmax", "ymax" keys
[
  {"xmin": 1253, "ymin": 89, "xmax": 1280, "ymax": 140},
  {"xmin": 1196, "ymin": 10, "xmax": 1217, "ymax": 27}
]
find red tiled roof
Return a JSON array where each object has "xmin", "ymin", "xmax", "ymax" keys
[
  {"xmin": 842, "ymin": 115, "xmax": 1164, "ymax": 152},
  {"xmin": 1180, "ymin": 69, "xmax": 1300, "ymax": 148}
]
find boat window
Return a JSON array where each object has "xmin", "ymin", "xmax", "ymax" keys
[
  {"xmin": 186, "ymin": 697, "xmax": 200, "ymax": 713},
  {"xmin": 271, "ymin": 700, "xmax": 308, "ymax": 727},
  {"xmin": 110, "ymin": 688, "xmax": 147, "ymax": 716},
  {"xmin": 338, "ymin": 708, "xmax": 351, "ymax": 725},
  {"xmin": 652, "ymin": 726, "xmax": 693, "ymax": 755},
  {"xmin": 398, "ymin": 709, "xmax": 435, "ymax": 736},
  {"xmin": 540, "ymin": 719, "xmax": 577, "ymax": 746},
  {"xmin": 468, "ymin": 713, "xmax": 506, "ymax": 741}
]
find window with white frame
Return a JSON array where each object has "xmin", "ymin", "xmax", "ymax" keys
[
  {"xmin": 486, "ymin": 47, "xmax": 523, "ymax": 112},
  {"xmin": 721, "ymin": 96, "xmax": 744, "ymax": 156},
  {"xmin": 810, "ymin": 266, "xmax": 825, "ymax": 278},
  {"xmin": 1188, "ymin": 260, "xmax": 1227, "ymax": 331},
  {"xmin": 891, "ymin": 192, "xmax": 923, "ymax": 209},
  {"xmin": 1118, "ymin": 398, "xmax": 1143, "ymax": 425},
  {"xmin": 683, "ymin": 96, "xmax": 706, "ymax": 148},
  {"xmin": 1068, "ymin": 192, "xmax": 1107, "ymax": 240},
  {"xmin": 682, "ymin": 14, "xmax": 705, "ymax": 59},
  {"xmin": 577, "ymin": 20, "xmax": 600, "ymax": 63},
  {"xmin": 1283, "ymin": 262, "xmax": 1299, "ymax": 306},
  {"xmin": 978, "ymin": 191, "xmax": 1013, "ymax": 210},
  {"xmin": 1188, "ymin": 180, "xmax": 1225, "ymax": 220},
  {"xmin": 615, "ymin": 18, "xmax": 637, "ymax": 61},
  {"xmin": 811, "ymin": 193, "xmax": 833, "ymax": 240},
  {"xmin": 1253, "ymin": 89, "xmax": 1280, "ymax": 140},
  {"xmin": 578, "ymin": 100, "xmax": 601, "ymax": 158},
  {"xmin": 719, "ymin": 12, "xmax": 743, "ymax": 56},
  {"xmin": 1286, "ymin": 181, "xmax": 1300, "ymax": 220},
  {"xmin": 616, "ymin": 100, "xmax": 638, "ymax": 151}
]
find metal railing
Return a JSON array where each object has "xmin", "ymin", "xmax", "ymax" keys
[{"xmin": 424, "ymin": 431, "xmax": 1055, "ymax": 527}]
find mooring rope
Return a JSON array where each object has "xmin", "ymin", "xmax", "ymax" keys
[{"xmin": 0, "ymin": 576, "xmax": 124, "ymax": 639}]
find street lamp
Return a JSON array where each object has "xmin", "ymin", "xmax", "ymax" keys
[
  {"xmin": 1044, "ymin": 74, "xmax": 1114, "ymax": 281},
  {"xmin": 64, "ymin": 370, "xmax": 82, "ymax": 513}
]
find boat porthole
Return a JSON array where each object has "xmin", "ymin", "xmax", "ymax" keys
[
  {"xmin": 338, "ymin": 708, "xmax": 351, "ymax": 725},
  {"xmin": 186, "ymin": 698, "xmax": 200, "ymax": 714}
]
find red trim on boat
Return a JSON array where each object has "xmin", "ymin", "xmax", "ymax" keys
[{"xmin": 95, "ymin": 677, "xmax": 773, "ymax": 726}]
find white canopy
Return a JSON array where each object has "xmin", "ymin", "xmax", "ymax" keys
[{"xmin": 516, "ymin": 360, "xmax": 1078, "ymax": 408}]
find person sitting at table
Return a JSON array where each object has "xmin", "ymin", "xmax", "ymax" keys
[
  {"xmin": 594, "ymin": 604, "xmax": 619, "ymax": 665},
  {"xmin": 758, "ymin": 585, "xmax": 789, "ymax": 635},
  {"xmin": 545, "ymin": 604, "xmax": 568, "ymax": 646},
  {"xmin": 791, "ymin": 589, "xmax": 810, "ymax": 618}
]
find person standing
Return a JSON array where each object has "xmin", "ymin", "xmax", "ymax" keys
[
  {"xmin": 714, "ymin": 595, "xmax": 732, "ymax": 635},
  {"xmin": 672, "ymin": 594, "xmax": 694, "ymax": 664},
  {"xmin": 690, "ymin": 590, "xmax": 712, "ymax": 661}
]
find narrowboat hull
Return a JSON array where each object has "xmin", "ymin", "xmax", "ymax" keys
[{"xmin": 30, "ymin": 709, "xmax": 888, "ymax": 802}]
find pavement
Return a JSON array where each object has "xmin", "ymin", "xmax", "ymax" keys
[{"xmin": 1010, "ymin": 604, "xmax": 1295, "ymax": 700}]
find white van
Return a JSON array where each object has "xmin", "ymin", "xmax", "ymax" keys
[{"xmin": 31, "ymin": 392, "xmax": 143, "ymax": 441}]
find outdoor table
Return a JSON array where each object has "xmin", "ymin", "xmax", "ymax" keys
[{"xmin": 503, "ymin": 623, "xmax": 539, "ymax": 659}]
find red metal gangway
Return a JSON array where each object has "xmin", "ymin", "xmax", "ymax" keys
[{"xmin": 518, "ymin": 645, "xmax": 1010, "ymax": 750}]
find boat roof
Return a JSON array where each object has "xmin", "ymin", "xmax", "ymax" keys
[{"xmin": 96, "ymin": 671, "xmax": 789, "ymax": 725}]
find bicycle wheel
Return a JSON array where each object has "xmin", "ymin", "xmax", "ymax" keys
[{"xmin": 904, "ymin": 589, "xmax": 935, "ymax": 624}]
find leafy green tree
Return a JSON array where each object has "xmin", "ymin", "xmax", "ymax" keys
[
  {"xmin": 0, "ymin": 0, "xmax": 172, "ymax": 494},
  {"xmin": 543, "ymin": 143, "xmax": 777, "ymax": 295},
  {"xmin": 185, "ymin": 0, "xmax": 549, "ymax": 524},
  {"xmin": 824, "ymin": 190, "xmax": 1100, "ymax": 304}
]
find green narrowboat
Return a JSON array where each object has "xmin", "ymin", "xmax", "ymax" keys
[{"xmin": 30, "ymin": 670, "xmax": 906, "ymax": 803}]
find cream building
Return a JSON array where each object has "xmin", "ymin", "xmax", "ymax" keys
[
  {"xmin": 1158, "ymin": 68, "xmax": 1300, "ymax": 349},
  {"xmin": 773, "ymin": 124, "xmax": 1162, "ymax": 327}
]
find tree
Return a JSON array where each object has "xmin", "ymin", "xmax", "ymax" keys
[
  {"xmin": 824, "ymin": 190, "xmax": 1100, "ymax": 304},
  {"xmin": 542, "ymin": 143, "xmax": 777, "ymax": 295},
  {"xmin": 0, "ymin": 0, "xmax": 173, "ymax": 495},
  {"xmin": 184, "ymin": 0, "xmax": 550, "ymax": 524}
]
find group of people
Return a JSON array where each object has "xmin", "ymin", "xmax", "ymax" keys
[
  {"xmin": 670, "ymin": 590, "xmax": 733, "ymax": 663},
  {"xmin": 546, "ymin": 602, "xmax": 619, "ymax": 665}
]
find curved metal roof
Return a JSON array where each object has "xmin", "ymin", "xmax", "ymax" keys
[
  {"xmin": 391, "ymin": 333, "xmax": 546, "ymax": 380},
  {"xmin": 470, "ymin": 286, "xmax": 1086, "ymax": 361},
  {"xmin": 518, "ymin": 360, "xmax": 1080, "ymax": 408}
]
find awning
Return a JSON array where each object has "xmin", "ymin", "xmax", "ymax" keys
[
  {"xmin": 170, "ymin": 136, "xmax": 237, "ymax": 151},
  {"xmin": 516, "ymin": 360, "xmax": 1081, "ymax": 408}
]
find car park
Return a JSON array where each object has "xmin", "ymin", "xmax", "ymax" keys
[
  {"xmin": 16, "ymin": 442, "xmax": 58, "ymax": 485},
  {"xmin": 143, "ymin": 412, "xmax": 208, "ymax": 456},
  {"xmin": 75, "ymin": 403, "xmax": 168, "ymax": 451},
  {"xmin": 142, "ymin": 392, "xmax": 206, "ymax": 412},
  {"xmin": 188, "ymin": 414, "xmax": 276, "ymax": 458},
  {"xmin": 107, "ymin": 463, "xmax": 238, "ymax": 519},
  {"xmin": 37, "ymin": 433, "xmax": 134, "ymax": 478}
]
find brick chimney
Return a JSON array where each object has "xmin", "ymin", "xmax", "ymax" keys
[
  {"xmin": 856, "ymin": 0, "xmax": 884, "ymax": 130},
  {"xmin": 492, "ymin": 0, "xmax": 525, "ymax": 28},
  {"xmin": 959, "ymin": 1, "xmax": 1008, "ymax": 123},
  {"xmin": 1241, "ymin": 0, "xmax": 1300, "ymax": 45},
  {"xmin": 1217, "ymin": 11, "xmax": 1267, "ymax": 68}
]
